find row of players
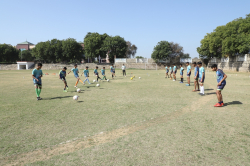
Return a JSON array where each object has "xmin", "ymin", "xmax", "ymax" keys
[
  {"xmin": 31, "ymin": 63, "xmax": 122, "ymax": 100},
  {"xmin": 164, "ymin": 61, "xmax": 227, "ymax": 107}
]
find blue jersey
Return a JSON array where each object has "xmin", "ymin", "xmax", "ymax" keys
[
  {"xmin": 199, "ymin": 67, "xmax": 205, "ymax": 79},
  {"xmin": 173, "ymin": 66, "xmax": 177, "ymax": 72},
  {"xmin": 32, "ymin": 68, "xmax": 43, "ymax": 84},
  {"xmin": 59, "ymin": 70, "xmax": 66, "ymax": 78},
  {"xmin": 187, "ymin": 65, "xmax": 191, "ymax": 74},
  {"xmin": 94, "ymin": 69, "xmax": 98, "ymax": 74},
  {"xmin": 71, "ymin": 68, "xmax": 79, "ymax": 76},
  {"xmin": 101, "ymin": 69, "xmax": 105, "ymax": 75},
  {"xmin": 165, "ymin": 67, "xmax": 168, "ymax": 71},
  {"xmin": 216, "ymin": 69, "xmax": 226, "ymax": 84},
  {"xmin": 180, "ymin": 67, "xmax": 184, "ymax": 74},
  {"xmin": 194, "ymin": 66, "xmax": 199, "ymax": 77},
  {"xmin": 83, "ymin": 69, "xmax": 89, "ymax": 77},
  {"xmin": 169, "ymin": 67, "xmax": 172, "ymax": 71}
]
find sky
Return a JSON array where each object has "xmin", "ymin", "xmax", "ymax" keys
[{"xmin": 1, "ymin": 0, "xmax": 250, "ymax": 58}]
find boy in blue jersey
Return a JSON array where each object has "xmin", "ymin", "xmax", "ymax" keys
[
  {"xmin": 110, "ymin": 64, "xmax": 115, "ymax": 79},
  {"xmin": 173, "ymin": 64, "xmax": 177, "ymax": 81},
  {"xmin": 197, "ymin": 61, "xmax": 205, "ymax": 96},
  {"xmin": 179, "ymin": 64, "xmax": 184, "ymax": 83},
  {"xmin": 169, "ymin": 65, "xmax": 172, "ymax": 79},
  {"xmin": 211, "ymin": 64, "xmax": 227, "ymax": 107},
  {"xmin": 68, "ymin": 64, "xmax": 84, "ymax": 88},
  {"xmin": 186, "ymin": 62, "xmax": 191, "ymax": 86},
  {"xmin": 165, "ymin": 65, "xmax": 169, "ymax": 78},
  {"xmin": 101, "ymin": 67, "xmax": 107, "ymax": 80},
  {"xmin": 192, "ymin": 62, "xmax": 200, "ymax": 92},
  {"xmin": 32, "ymin": 63, "xmax": 43, "ymax": 100},
  {"xmin": 81, "ymin": 66, "xmax": 91, "ymax": 84},
  {"xmin": 94, "ymin": 66, "xmax": 102, "ymax": 82},
  {"xmin": 59, "ymin": 67, "xmax": 69, "ymax": 92}
]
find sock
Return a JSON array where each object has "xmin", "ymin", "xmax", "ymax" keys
[
  {"xmin": 35, "ymin": 88, "xmax": 39, "ymax": 97},
  {"xmin": 200, "ymin": 86, "xmax": 202, "ymax": 93},
  {"xmin": 103, "ymin": 76, "xmax": 105, "ymax": 80},
  {"xmin": 75, "ymin": 80, "xmax": 79, "ymax": 86},
  {"xmin": 181, "ymin": 78, "xmax": 183, "ymax": 82},
  {"xmin": 79, "ymin": 79, "xmax": 84, "ymax": 84},
  {"xmin": 202, "ymin": 86, "xmax": 204, "ymax": 94},
  {"xmin": 64, "ymin": 88, "xmax": 65, "ymax": 90},
  {"xmin": 221, "ymin": 101, "xmax": 223, "ymax": 103},
  {"xmin": 97, "ymin": 77, "xmax": 99, "ymax": 81},
  {"xmin": 219, "ymin": 101, "xmax": 222, "ymax": 104},
  {"xmin": 38, "ymin": 88, "xmax": 41, "ymax": 97}
]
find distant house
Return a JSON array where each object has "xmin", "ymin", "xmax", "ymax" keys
[{"xmin": 16, "ymin": 41, "xmax": 35, "ymax": 51}]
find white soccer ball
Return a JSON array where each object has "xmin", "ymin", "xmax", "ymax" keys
[
  {"xmin": 93, "ymin": 80, "xmax": 96, "ymax": 83},
  {"xmin": 139, "ymin": 77, "xmax": 141, "ymax": 79},
  {"xmin": 96, "ymin": 84, "xmax": 100, "ymax": 87},
  {"xmin": 73, "ymin": 95, "xmax": 78, "ymax": 100},
  {"xmin": 77, "ymin": 88, "xmax": 81, "ymax": 93},
  {"xmin": 107, "ymin": 79, "xmax": 110, "ymax": 82}
]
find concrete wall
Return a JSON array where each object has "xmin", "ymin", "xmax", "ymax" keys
[{"xmin": 0, "ymin": 64, "xmax": 17, "ymax": 70}]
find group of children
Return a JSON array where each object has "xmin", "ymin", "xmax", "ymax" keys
[
  {"xmin": 32, "ymin": 62, "xmax": 227, "ymax": 107},
  {"xmin": 164, "ymin": 62, "xmax": 227, "ymax": 107}
]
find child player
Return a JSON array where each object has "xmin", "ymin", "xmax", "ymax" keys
[
  {"xmin": 110, "ymin": 64, "xmax": 115, "ymax": 79},
  {"xmin": 101, "ymin": 67, "xmax": 107, "ymax": 80},
  {"xmin": 94, "ymin": 66, "xmax": 102, "ymax": 82},
  {"xmin": 165, "ymin": 65, "xmax": 169, "ymax": 78},
  {"xmin": 59, "ymin": 67, "xmax": 69, "ymax": 92},
  {"xmin": 81, "ymin": 66, "xmax": 91, "ymax": 84},
  {"xmin": 169, "ymin": 65, "xmax": 172, "ymax": 79},
  {"xmin": 197, "ymin": 61, "xmax": 205, "ymax": 96},
  {"xmin": 32, "ymin": 63, "xmax": 43, "ymax": 100},
  {"xmin": 68, "ymin": 64, "xmax": 84, "ymax": 88},
  {"xmin": 192, "ymin": 62, "xmax": 200, "ymax": 92},
  {"xmin": 211, "ymin": 64, "xmax": 227, "ymax": 107},
  {"xmin": 179, "ymin": 64, "xmax": 184, "ymax": 83},
  {"xmin": 173, "ymin": 64, "xmax": 177, "ymax": 81},
  {"xmin": 186, "ymin": 62, "xmax": 191, "ymax": 86}
]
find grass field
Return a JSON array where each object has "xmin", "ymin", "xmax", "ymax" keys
[{"xmin": 1, "ymin": 69, "xmax": 250, "ymax": 165}]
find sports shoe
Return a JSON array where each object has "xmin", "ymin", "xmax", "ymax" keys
[
  {"xmin": 200, "ymin": 94, "xmax": 205, "ymax": 96},
  {"xmin": 37, "ymin": 97, "xmax": 39, "ymax": 101},
  {"xmin": 63, "ymin": 90, "xmax": 67, "ymax": 92},
  {"xmin": 179, "ymin": 82, "xmax": 183, "ymax": 83},
  {"xmin": 214, "ymin": 103, "xmax": 222, "ymax": 107},
  {"xmin": 186, "ymin": 84, "xmax": 190, "ymax": 86},
  {"xmin": 221, "ymin": 103, "xmax": 224, "ymax": 106},
  {"xmin": 66, "ymin": 87, "xmax": 69, "ymax": 90},
  {"xmin": 74, "ymin": 86, "xmax": 77, "ymax": 88},
  {"xmin": 173, "ymin": 80, "xmax": 176, "ymax": 81},
  {"xmin": 38, "ymin": 97, "xmax": 42, "ymax": 100}
]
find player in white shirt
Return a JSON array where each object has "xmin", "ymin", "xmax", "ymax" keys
[{"xmin": 121, "ymin": 64, "xmax": 126, "ymax": 76}]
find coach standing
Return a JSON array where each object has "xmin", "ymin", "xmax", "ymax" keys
[{"xmin": 122, "ymin": 64, "xmax": 126, "ymax": 76}]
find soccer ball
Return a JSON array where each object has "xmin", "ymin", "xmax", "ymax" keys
[
  {"xmin": 96, "ymin": 84, "xmax": 100, "ymax": 87},
  {"xmin": 93, "ymin": 80, "xmax": 96, "ymax": 83},
  {"xmin": 107, "ymin": 79, "xmax": 110, "ymax": 82},
  {"xmin": 130, "ymin": 77, "xmax": 133, "ymax": 80},
  {"xmin": 73, "ymin": 95, "xmax": 78, "ymax": 100},
  {"xmin": 139, "ymin": 77, "xmax": 141, "ymax": 79},
  {"xmin": 77, "ymin": 88, "xmax": 81, "ymax": 93}
]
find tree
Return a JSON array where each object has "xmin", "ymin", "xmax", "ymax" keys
[
  {"xmin": 102, "ymin": 36, "xmax": 127, "ymax": 62},
  {"xmin": 169, "ymin": 42, "xmax": 184, "ymax": 57},
  {"xmin": 135, "ymin": 56, "xmax": 144, "ymax": 59},
  {"xmin": 61, "ymin": 38, "xmax": 84, "ymax": 63},
  {"xmin": 151, "ymin": 41, "xmax": 172, "ymax": 61},
  {"xmin": 197, "ymin": 13, "xmax": 250, "ymax": 59},
  {"xmin": 0, "ymin": 44, "xmax": 19, "ymax": 62},
  {"xmin": 19, "ymin": 50, "xmax": 34, "ymax": 61},
  {"xmin": 126, "ymin": 41, "xmax": 137, "ymax": 58},
  {"xmin": 84, "ymin": 32, "xmax": 105, "ymax": 59}
]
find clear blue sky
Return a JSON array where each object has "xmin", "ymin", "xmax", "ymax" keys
[{"xmin": 1, "ymin": 0, "xmax": 250, "ymax": 58}]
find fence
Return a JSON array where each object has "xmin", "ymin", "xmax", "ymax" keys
[
  {"xmin": 221, "ymin": 57, "xmax": 229, "ymax": 62},
  {"xmin": 180, "ymin": 58, "xmax": 192, "ymax": 63},
  {"xmin": 136, "ymin": 58, "xmax": 148, "ymax": 63},
  {"xmin": 237, "ymin": 55, "xmax": 246, "ymax": 62},
  {"xmin": 115, "ymin": 58, "xmax": 127, "ymax": 63}
]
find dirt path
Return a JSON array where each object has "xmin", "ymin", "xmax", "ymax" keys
[{"xmin": 2, "ymin": 83, "xmax": 215, "ymax": 166}]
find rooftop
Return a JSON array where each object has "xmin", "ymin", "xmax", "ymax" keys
[{"xmin": 17, "ymin": 41, "xmax": 34, "ymax": 45}]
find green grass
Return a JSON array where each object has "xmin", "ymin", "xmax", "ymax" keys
[{"xmin": 0, "ymin": 69, "xmax": 250, "ymax": 165}]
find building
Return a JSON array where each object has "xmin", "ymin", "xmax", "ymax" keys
[{"xmin": 16, "ymin": 41, "xmax": 35, "ymax": 51}]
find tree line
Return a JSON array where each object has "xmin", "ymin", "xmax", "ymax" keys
[
  {"xmin": 0, "ymin": 33, "xmax": 137, "ymax": 63},
  {"xmin": 197, "ymin": 14, "xmax": 250, "ymax": 59},
  {"xmin": 151, "ymin": 41, "xmax": 190, "ymax": 62}
]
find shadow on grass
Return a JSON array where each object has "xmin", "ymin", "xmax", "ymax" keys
[
  {"xmin": 205, "ymin": 92, "xmax": 216, "ymax": 95},
  {"xmin": 43, "ymin": 96, "xmax": 72, "ymax": 100},
  {"xmin": 224, "ymin": 101, "xmax": 243, "ymax": 106},
  {"xmin": 77, "ymin": 101, "xmax": 84, "ymax": 103},
  {"xmin": 205, "ymin": 89, "xmax": 214, "ymax": 91}
]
